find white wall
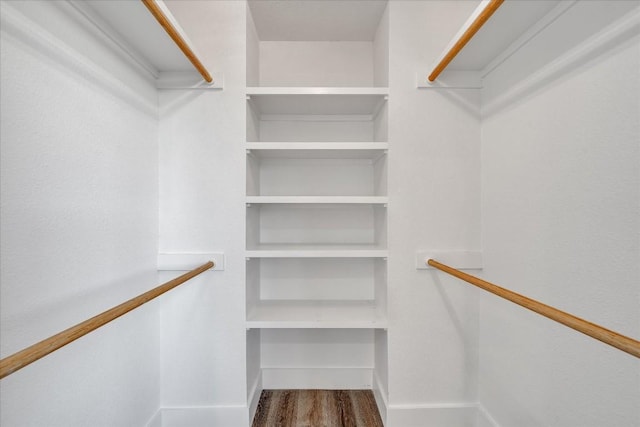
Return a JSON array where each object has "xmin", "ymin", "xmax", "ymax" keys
[
  {"xmin": 386, "ymin": 1, "xmax": 482, "ymax": 425},
  {"xmin": 158, "ymin": 1, "xmax": 248, "ymax": 425},
  {"xmin": 0, "ymin": 1, "xmax": 159, "ymax": 426},
  {"xmin": 373, "ymin": 3, "xmax": 389, "ymax": 88},
  {"xmin": 259, "ymin": 41, "xmax": 374, "ymax": 87},
  {"xmin": 479, "ymin": 2, "xmax": 640, "ymax": 426},
  {"xmin": 246, "ymin": 5, "xmax": 260, "ymax": 87}
]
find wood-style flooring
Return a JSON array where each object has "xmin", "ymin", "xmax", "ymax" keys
[{"xmin": 252, "ymin": 390, "xmax": 383, "ymax": 427}]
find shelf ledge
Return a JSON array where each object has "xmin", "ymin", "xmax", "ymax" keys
[
  {"xmin": 246, "ymin": 300, "xmax": 388, "ymax": 329},
  {"xmin": 246, "ymin": 246, "xmax": 389, "ymax": 259},
  {"xmin": 246, "ymin": 196, "xmax": 388, "ymax": 205},
  {"xmin": 246, "ymin": 87, "xmax": 389, "ymax": 96}
]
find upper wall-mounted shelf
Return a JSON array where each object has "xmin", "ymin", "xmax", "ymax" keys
[
  {"xmin": 247, "ymin": 88, "xmax": 388, "ymax": 116},
  {"xmin": 444, "ymin": 0, "xmax": 561, "ymax": 73},
  {"xmin": 423, "ymin": 0, "xmax": 640, "ymax": 91},
  {"xmin": 422, "ymin": 0, "xmax": 562, "ymax": 86},
  {"xmin": 83, "ymin": 0, "xmax": 221, "ymax": 89}
]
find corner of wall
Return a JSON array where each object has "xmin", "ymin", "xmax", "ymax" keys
[
  {"xmin": 476, "ymin": 404, "xmax": 500, "ymax": 427},
  {"xmin": 145, "ymin": 410, "xmax": 162, "ymax": 427}
]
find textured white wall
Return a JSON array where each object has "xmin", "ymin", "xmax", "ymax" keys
[
  {"xmin": 479, "ymin": 3, "xmax": 640, "ymax": 426},
  {"xmin": 0, "ymin": 1, "xmax": 159, "ymax": 426},
  {"xmin": 259, "ymin": 41, "xmax": 374, "ymax": 87},
  {"xmin": 158, "ymin": 1, "xmax": 248, "ymax": 425},
  {"xmin": 386, "ymin": 1, "xmax": 482, "ymax": 424}
]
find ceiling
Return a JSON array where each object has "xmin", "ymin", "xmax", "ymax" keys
[{"xmin": 249, "ymin": 0, "xmax": 388, "ymax": 41}]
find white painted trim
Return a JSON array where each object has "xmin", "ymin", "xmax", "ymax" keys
[
  {"xmin": 247, "ymin": 371, "xmax": 262, "ymax": 425},
  {"xmin": 482, "ymin": 7, "xmax": 640, "ymax": 117},
  {"xmin": 417, "ymin": 70, "xmax": 482, "ymax": 89},
  {"xmin": 64, "ymin": 0, "xmax": 160, "ymax": 80},
  {"xmin": 480, "ymin": 0, "xmax": 577, "ymax": 78},
  {"xmin": 158, "ymin": 406, "xmax": 248, "ymax": 427},
  {"xmin": 0, "ymin": 2, "xmax": 157, "ymax": 117},
  {"xmin": 477, "ymin": 403, "xmax": 501, "ymax": 427},
  {"xmin": 373, "ymin": 370, "xmax": 388, "ymax": 426},
  {"xmin": 156, "ymin": 71, "xmax": 224, "ymax": 90},
  {"xmin": 386, "ymin": 402, "xmax": 480, "ymax": 427},
  {"xmin": 389, "ymin": 402, "xmax": 478, "ymax": 410},
  {"xmin": 416, "ymin": 251, "xmax": 483, "ymax": 270},
  {"xmin": 157, "ymin": 253, "xmax": 224, "ymax": 271}
]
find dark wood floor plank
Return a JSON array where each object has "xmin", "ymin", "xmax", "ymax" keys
[
  {"xmin": 297, "ymin": 389, "xmax": 322, "ymax": 426},
  {"xmin": 352, "ymin": 389, "xmax": 384, "ymax": 426},
  {"xmin": 251, "ymin": 390, "xmax": 272, "ymax": 427},
  {"xmin": 252, "ymin": 390, "xmax": 383, "ymax": 427}
]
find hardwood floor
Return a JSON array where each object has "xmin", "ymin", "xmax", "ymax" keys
[{"xmin": 252, "ymin": 390, "xmax": 384, "ymax": 427}]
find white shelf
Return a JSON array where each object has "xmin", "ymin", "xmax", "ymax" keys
[
  {"xmin": 84, "ymin": 1, "xmax": 220, "ymax": 88},
  {"xmin": 246, "ymin": 87, "xmax": 388, "ymax": 116},
  {"xmin": 434, "ymin": 1, "xmax": 564, "ymax": 74},
  {"xmin": 247, "ymin": 87, "xmax": 389, "ymax": 95},
  {"xmin": 246, "ymin": 300, "xmax": 387, "ymax": 329},
  {"xmin": 246, "ymin": 244, "xmax": 388, "ymax": 259},
  {"xmin": 246, "ymin": 196, "xmax": 388, "ymax": 205},
  {"xmin": 246, "ymin": 142, "xmax": 388, "ymax": 159}
]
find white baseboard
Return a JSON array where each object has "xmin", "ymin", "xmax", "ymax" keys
[
  {"xmin": 247, "ymin": 373, "xmax": 263, "ymax": 425},
  {"xmin": 261, "ymin": 367, "xmax": 373, "ymax": 389},
  {"xmin": 372, "ymin": 370, "xmax": 388, "ymax": 425},
  {"xmin": 156, "ymin": 406, "xmax": 248, "ymax": 427},
  {"xmin": 386, "ymin": 403, "xmax": 479, "ymax": 427}
]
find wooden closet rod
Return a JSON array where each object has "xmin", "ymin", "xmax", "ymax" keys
[
  {"xmin": 428, "ymin": 259, "xmax": 640, "ymax": 358},
  {"xmin": 428, "ymin": 0, "xmax": 505, "ymax": 82},
  {"xmin": 0, "ymin": 261, "xmax": 214, "ymax": 380},
  {"xmin": 141, "ymin": 0, "xmax": 213, "ymax": 83}
]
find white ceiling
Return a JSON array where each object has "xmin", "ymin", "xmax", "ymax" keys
[
  {"xmin": 448, "ymin": 0, "xmax": 561, "ymax": 71},
  {"xmin": 248, "ymin": 0, "xmax": 388, "ymax": 41},
  {"xmin": 85, "ymin": 0, "xmax": 192, "ymax": 73}
]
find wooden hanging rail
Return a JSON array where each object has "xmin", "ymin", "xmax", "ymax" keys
[
  {"xmin": 428, "ymin": 0, "xmax": 505, "ymax": 82},
  {"xmin": 0, "ymin": 261, "xmax": 214, "ymax": 380},
  {"xmin": 428, "ymin": 259, "xmax": 640, "ymax": 358},
  {"xmin": 141, "ymin": 0, "xmax": 213, "ymax": 83}
]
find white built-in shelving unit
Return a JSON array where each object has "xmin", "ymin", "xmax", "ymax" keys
[{"xmin": 245, "ymin": 0, "xmax": 390, "ymax": 418}]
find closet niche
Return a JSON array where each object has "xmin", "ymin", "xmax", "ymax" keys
[{"xmin": 245, "ymin": 1, "xmax": 389, "ymax": 420}]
